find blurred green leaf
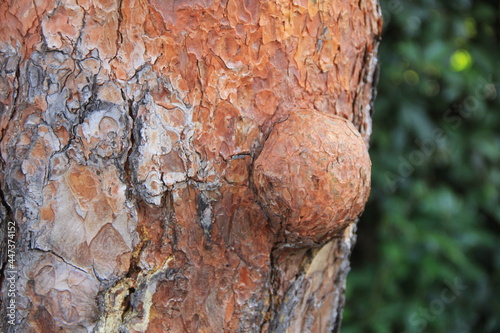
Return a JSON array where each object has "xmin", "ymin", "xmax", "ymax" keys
[{"xmin": 346, "ymin": 0, "xmax": 500, "ymax": 332}]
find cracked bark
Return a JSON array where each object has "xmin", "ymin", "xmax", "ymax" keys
[{"xmin": 0, "ymin": 0, "xmax": 382, "ymax": 332}]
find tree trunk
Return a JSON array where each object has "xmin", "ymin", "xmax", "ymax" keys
[{"xmin": 0, "ymin": 0, "xmax": 381, "ymax": 332}]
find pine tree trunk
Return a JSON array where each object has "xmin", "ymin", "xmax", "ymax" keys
[{"xmin": 0, "ymin": 0, "xmax": 381, "ymax": 331}]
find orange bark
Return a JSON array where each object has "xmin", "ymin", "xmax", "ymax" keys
[{"xmin": 0, "ymin": 0, "xmax": 381, "ymax": 331}]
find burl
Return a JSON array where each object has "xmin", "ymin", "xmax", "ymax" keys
[{"xmin": 254, "ymin": 110, "xmax": 371, "ymax": 246}]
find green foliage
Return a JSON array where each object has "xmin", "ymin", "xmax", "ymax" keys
[{"xmin": 344, "ymin": 0, "xmax": 500, "ymax": 332}]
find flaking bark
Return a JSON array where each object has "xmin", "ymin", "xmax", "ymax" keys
[{"xmin": 0, "ymin": 0, "xmax": 382, "ymax": 332}]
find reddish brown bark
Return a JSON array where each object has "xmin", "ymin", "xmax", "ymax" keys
[
  {"xmin": 254, "ymin": 111, "xmax": 371, "ymax": 246},
  {"xmin": 0, "ymin": 0, "xmax": 381, "ymax": 332}
]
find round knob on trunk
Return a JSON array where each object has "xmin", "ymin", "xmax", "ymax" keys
[{"xmin": 253, "ymin": 110, "xmax": 371, "ymax": 246}]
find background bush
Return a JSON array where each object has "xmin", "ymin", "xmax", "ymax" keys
[{"xmin": 344, "ymin": 1, "xmax": 500, "ymax": 332}]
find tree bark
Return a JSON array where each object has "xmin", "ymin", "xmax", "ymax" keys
[{"xmin": 0, "ymin": 0, "xmax": 381, "ymax": 332}]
